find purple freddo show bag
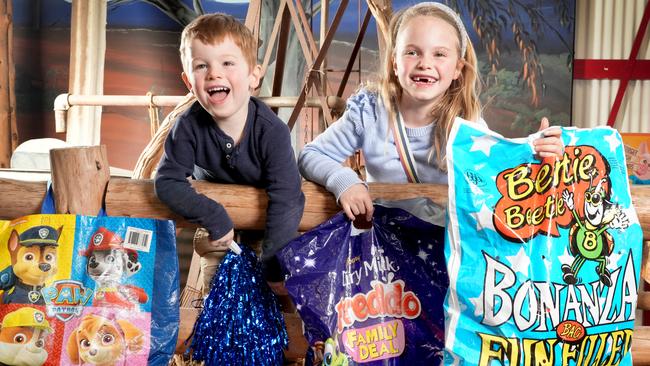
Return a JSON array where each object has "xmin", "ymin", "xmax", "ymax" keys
[
  {"xmin": 278, "ymin": 205, "xmax": 449, "ymax": 365},
  {"xmin": 444, "ymin": 119, "xmax": 643, "ymax": 366}
]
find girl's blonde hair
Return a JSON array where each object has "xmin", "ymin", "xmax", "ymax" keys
[{"xmin": 374, "ymin": 3, "xmax": 481, "ymax": 171}]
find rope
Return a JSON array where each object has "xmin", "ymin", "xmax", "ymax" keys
[{"xmin": 146, "ymin": 91, "xmax": 161, "ymax": 138}]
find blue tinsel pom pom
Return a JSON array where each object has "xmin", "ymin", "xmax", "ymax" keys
[{"xmin": 190, "ymin": 245, "xmax": 288, "ymax": 365}]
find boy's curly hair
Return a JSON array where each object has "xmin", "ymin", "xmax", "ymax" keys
[{"xmin": 180, "ymin": 13, "xmax": 258, "ymax": 72}]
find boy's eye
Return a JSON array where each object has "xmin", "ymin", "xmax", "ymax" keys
[
  {"xmin": 223, "ymin": 61, "xmax": 235, "ymax": 66},
  {"xmin": 193, "ymin": 63, "xmax": 207, "ymax": 71},
  {"xmin": 405, "ymin": 50, "xmax": 418, "ymax": 56},
  {"xmin": 435, "ymin": 51, "xmax": 447, "ymax": 57}
]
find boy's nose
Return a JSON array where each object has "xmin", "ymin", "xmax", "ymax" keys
[{"xmin": 207, "ymin": 67, "xmax": 223, "ymax": 80}]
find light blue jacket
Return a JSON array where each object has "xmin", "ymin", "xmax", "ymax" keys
[{"xmin": 299, "ymin": 89, "xmax": 452, "ymax": 200}]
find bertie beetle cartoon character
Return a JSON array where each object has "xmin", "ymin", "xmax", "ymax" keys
[
  {"xmin": 0, "ymin": 307, "xmax": 52, "ymax": 366},
  {"xmin": 82, "ymin": 227, "xmax": 148, "ymax": 309},
  {"xmin": 561, "ymin": 176, "xmax": 630, "ymax": 286}
]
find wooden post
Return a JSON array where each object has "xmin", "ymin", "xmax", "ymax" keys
[
  {"xmin": 49, "ymin": 146, "xmax": 110, "ymax": 215},
  {"xmin": 65, "ymin": 0, "xmax": 106, "ymax": 144},
  {"xmin": 0, "ymin": 0, "xmax": 16, "ymax": 167}
]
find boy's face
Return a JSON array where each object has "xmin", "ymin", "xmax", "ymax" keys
[{"xmin": 182, "ymin": 37, "xmax": 261, "ymax": 125}]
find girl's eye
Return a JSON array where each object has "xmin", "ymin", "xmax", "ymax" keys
[
  {"xmin": 405, "ymin": 50, "xmax": 418, "ymax": 56},
  {"xmin": 223, "ymin": 61, "xmax": 235, "ymax": 66}
]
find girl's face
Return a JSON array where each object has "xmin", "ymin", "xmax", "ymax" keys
[{"xmin": 393, "ymin": 15, "xmax": 463, "ymax": 109}]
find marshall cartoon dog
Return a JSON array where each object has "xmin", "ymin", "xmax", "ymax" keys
[
  {"xmin": 562, "ymin": 177, "xmax": 630, "ymax": 286},
  {"xmin": 82, "ymin": 227, "xmax": 148, "ymax": 310},
  {"xmin": 0, "ymin": 225, "xmax": 61, "ymax": 305},
  {"xmin": 66, "ymin": 313, "xmax": 143, "ymax": 366},
  {"xmin": 0, "ymin": 307, "xmax": 53, "ymax": 366}
]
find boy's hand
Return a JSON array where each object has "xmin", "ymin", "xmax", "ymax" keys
[
  {"xmin": 339, "ymin": 183, "xmax": 373, "ymax": 221},
  {"xmin": 194, "ymin": 228, "xmax": 235, "ymax": 256},
  {"xmin": 533, "ymin": 117, "xmax": 564, "ymax": 159}
]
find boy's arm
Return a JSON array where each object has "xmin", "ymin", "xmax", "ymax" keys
[
  {"xmin": 154, "ymin": 118, "xmax": 233, "ymax": 240},
  {"xmin": 260, "ymin": 122, "xmax": 305, "ymax": 262}
]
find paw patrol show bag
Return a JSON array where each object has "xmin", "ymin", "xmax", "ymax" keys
[
  {"xmin": 0, "ymin": 189, "xmax": 179, "ymax": 366},
  {"xmin": 444, "ymin": 120, "xmax": 642, "ymax": 366},
  {"xmin": 278, "ymin": 205, "xmax": 449, "ymax": 365}
]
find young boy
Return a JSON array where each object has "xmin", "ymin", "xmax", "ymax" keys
[{"xmin": 154, "ymin": 13, "xmax": 305, "ymax": 291}]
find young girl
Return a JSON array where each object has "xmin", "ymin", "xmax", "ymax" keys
[{"xmin": 299, "ymin": 2, "xmax": 563, "ymax": 221}]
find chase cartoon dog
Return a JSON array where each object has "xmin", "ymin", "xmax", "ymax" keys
[
  {"xmin": 66, "ymin": 313, "xmax": 143, "ymax": 366},
  {"xmin": 0, "ymin": 307, "xmax": 52, "ymax": 366},
  {"xmin": 0, "ymin": 226, "xmax": 61, "ymax": 305},
  {"xmin": 83, "ymin": 227, "xmax": 148, "ymax": 309}
]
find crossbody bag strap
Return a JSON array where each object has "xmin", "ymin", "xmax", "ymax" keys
[{"xmin": 390, "ymin": 112, "xmax": 421, "ymax": 183}]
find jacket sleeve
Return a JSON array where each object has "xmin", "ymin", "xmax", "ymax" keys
[
  {"xmin": 298, "ymin": 91, "xmax": 375, "ymax": 200},
  {"xmin": 154, "ymin": 116, "xmax": 233, "ymax": 240},
  {"xmin": 259, "ymin": 122, "xmax": 305, "ymax": 260}
]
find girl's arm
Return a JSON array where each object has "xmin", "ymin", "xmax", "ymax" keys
[
  {"xmin": 299, "ymin": 91, "xmax": 375, "ymax": 220},
  {"xmin": 298, "ymin": 92, "xmax": 371, "ymax": 200}
]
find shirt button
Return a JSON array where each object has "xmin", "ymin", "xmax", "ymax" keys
[
  {"xmin": 226, "ymin": 155, "xmax": 231, "ymax": 159},
  {"xmin": 226, "ymin": 142, "xmax": 232, "ymax": 148}
]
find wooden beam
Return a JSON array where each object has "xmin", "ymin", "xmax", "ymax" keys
[
  {"xmin": 50, "ymin": 146, "xmax": 109, "ymax": 215},
  {"xmin": 0, "ymin": 0, "xmax": 16, "ymax": 167},
  {"xmin": 66, "ymin": 0, "xmax": 106, "ymax": 143},
  {"xmin": 3, "ymin": 177, "xmax": 650, "ymax": 237}
]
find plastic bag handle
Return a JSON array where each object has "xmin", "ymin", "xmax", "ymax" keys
[{"xmin": 41, "ymin": 181, "xmax": 106, "ymax": 216}]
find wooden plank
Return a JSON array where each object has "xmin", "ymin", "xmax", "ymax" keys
[
  {"xmin": 633, "ymin": 326, "xmax": 650, "ymax": 366},
  {"xmin": 4, "ymin": 177, "xmax": 650, "ymax": 236}
]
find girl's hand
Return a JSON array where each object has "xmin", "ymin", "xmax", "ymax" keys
[
  {"xmin": 194, "ymin": 228, "xmax": 234, "ymax": 256},
  {"xmin": 339, "ymin": 183, "xmax": 374, "ymax": 221},
  {"xmin": 533, "ymin": 117, "xmax": 564, "ymax": 159}
]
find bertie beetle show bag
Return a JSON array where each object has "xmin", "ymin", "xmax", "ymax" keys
[
  {"xmin": 444, "ymin": 120, "xmax": 642, "ymax": 366},
  {"xmin": 278, "ymin": 205, "xmax": 449, "ymax": 365},
  {"xmin": 0, "ymin": 209, "xmax": 179, "ymax": 366}
]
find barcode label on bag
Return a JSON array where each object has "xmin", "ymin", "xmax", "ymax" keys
[{"xmin": 124, "ymin": 227, "xmax": 153, "ymax": 252}]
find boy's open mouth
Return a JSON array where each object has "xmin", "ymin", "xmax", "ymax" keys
[
  {"xmin": 207, "ymin": 86, "xmax": 230, "ymax": 102},
  {"xmin": 411, "ymin": 76, "xmax": 437, "ymax": 84}
]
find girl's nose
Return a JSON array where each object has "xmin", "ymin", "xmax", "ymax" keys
[{"xmin": 417, "ymin": 56, "xmax": 432, "ymax": 69}]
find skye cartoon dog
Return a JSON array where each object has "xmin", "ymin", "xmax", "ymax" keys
[
  {"xmin": 66, "ymin": 313, "xmax": 143, "ymax": 366},
  {"xmin": 0, "ymin": 307, "xmax": 52, "ymax": 366},
  {"xmin": 0, "ymin": 226, "xmax": 61, "ymax": 305},
  {"xmin": 561, "ymin": 177, "xmax": 629, "ymax": 286},
  {"xmin": 630, "ymin": 141, "xmax": 650, "ymax": 184},
  {"xmin": 82, "ymin": 227, "xmax": 148, "ymax": 309}
]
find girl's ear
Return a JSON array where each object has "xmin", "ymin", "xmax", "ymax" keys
[
  {"xmin": 453, "ymin": 59, "xmax": 464, "ymax": 80},
  {"xmin": 181, "ymin": 72, "xmax": 193, "ymax": 92}
]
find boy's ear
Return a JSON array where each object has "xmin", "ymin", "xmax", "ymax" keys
[
  {"xmin": 249, "ymin": 64, "xmax": 262, "ymax": 90},
  {"xmin": 181, "ymin": 72, "xmax": 193, "ymax": 92}
]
